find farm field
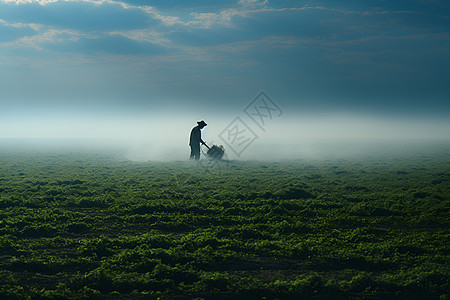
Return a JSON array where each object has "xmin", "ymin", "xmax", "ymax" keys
[{"xmin": 0, "ymin": 141, "xmax": 449, "ymax": 299}]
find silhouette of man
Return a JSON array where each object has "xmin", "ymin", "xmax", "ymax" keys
[{"xmin": 189, "ymin": 120, "xmax": 207, "ymax": 160}]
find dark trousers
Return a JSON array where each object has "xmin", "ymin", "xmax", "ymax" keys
[{"xmin": 190, "ymin": 145, "xmax": 200, "ymax": 160}]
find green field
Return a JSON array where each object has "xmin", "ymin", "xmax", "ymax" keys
[{"xmin": 0, "ymin": 142, "xmax": 449, "ymax": 299}]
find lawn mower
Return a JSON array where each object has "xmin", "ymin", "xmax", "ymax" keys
[{"xmin": 202, "ymin": 144, "xmax": 225, "ymax": 160}]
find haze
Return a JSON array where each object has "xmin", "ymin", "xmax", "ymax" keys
[{"xmin": 1, "ymin": 0, "xmax": 449, "ymax": 159}]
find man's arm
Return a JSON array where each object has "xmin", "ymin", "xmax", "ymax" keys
[{"xmin": 199, "ymin": 130, "xmax": 206, "ymax": 146}]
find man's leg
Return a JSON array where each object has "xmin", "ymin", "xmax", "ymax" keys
[
  {"xmin": 194, "ymin": 147, "xmax": 200, "ymax": 160},
  {"xmin": 190, "ymin": 146, "xmax": 195, "ymax": 160},
  {"xmin": 190, "ymin": 145, "xmax": 200, "ymax": 160},
  {"xmin": 195, "ymin": 150, "xmax": 200, "ymax": 160}
]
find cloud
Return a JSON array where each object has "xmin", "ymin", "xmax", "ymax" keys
[
  {"xmin": 1, "ymin": 27, "xmax": 89, "ymax": 51},
  {"xmin": 1, "ymin": 0, "xmax": 58, "ymax": 4},
  {"xmin": 0, "ymin": 1, "xmax": 154, "ymax": 32},
  {"xmin": 239, "ymin": 0, "xmax": 268, "ymax": 7},
  {"xmin": 1, "ymin": 0, "xmax": 449, "ymax": 123},
  {"xmin": 0, "ymin": 19, "xmax": 38, "ymax": 43},
  {"xmin": 54, "ymin": 33, "xmax": 169, "ymax": 55},
  {"xmin": 115, "ymin": 0, "xmax": 234, "ymax": 9}
]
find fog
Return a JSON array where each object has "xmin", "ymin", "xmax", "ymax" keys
[{"xmin": 1, "ymin": 112, "xmax": 449, "ymax": 161}]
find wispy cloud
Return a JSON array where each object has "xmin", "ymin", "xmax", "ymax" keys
[
  {"xmin": 238, "ymin": 0, "xmax": 268, "ymax": 8},
  {"xmin": 0, "ymin": 0, "xmax": 449, "ymax": 123},
  {"xmin": 2, "ymin": 27, "xmax": 86, "ymax": 50},
  {"xmin": 0, "ymin": 18, "xmax": 41, "ymax": 30},
  {"xmin": 1, "ymin": 0, "xmax": 58, "ymax": 4}
]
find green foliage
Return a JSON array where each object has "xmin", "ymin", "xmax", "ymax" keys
[{"xmin": 0, "ymin": 150, "xmax": 449, "ymax": 299}]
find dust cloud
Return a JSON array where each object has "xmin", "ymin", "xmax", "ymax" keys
[{"xmin": 1, "ymin": 112, "xmax": 449, "ymax": 161}]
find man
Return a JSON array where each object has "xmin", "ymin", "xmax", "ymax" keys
[{"xmin": 189, "ymin": 120, "xmax": 207, "ymax": 160}]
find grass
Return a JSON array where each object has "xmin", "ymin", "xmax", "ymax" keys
[{"xmin": 0, "ymin": 143, "xmax": 449, "ymax": 299}]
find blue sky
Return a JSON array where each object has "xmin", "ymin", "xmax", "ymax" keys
[{"xmin": 1, "ymin": 0, "xmax": 450, "ymax": 142}]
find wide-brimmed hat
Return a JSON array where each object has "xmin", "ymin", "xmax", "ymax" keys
[{"xmin": 197, "ymin": 120, "xmax": 207, "ymax": 127}]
